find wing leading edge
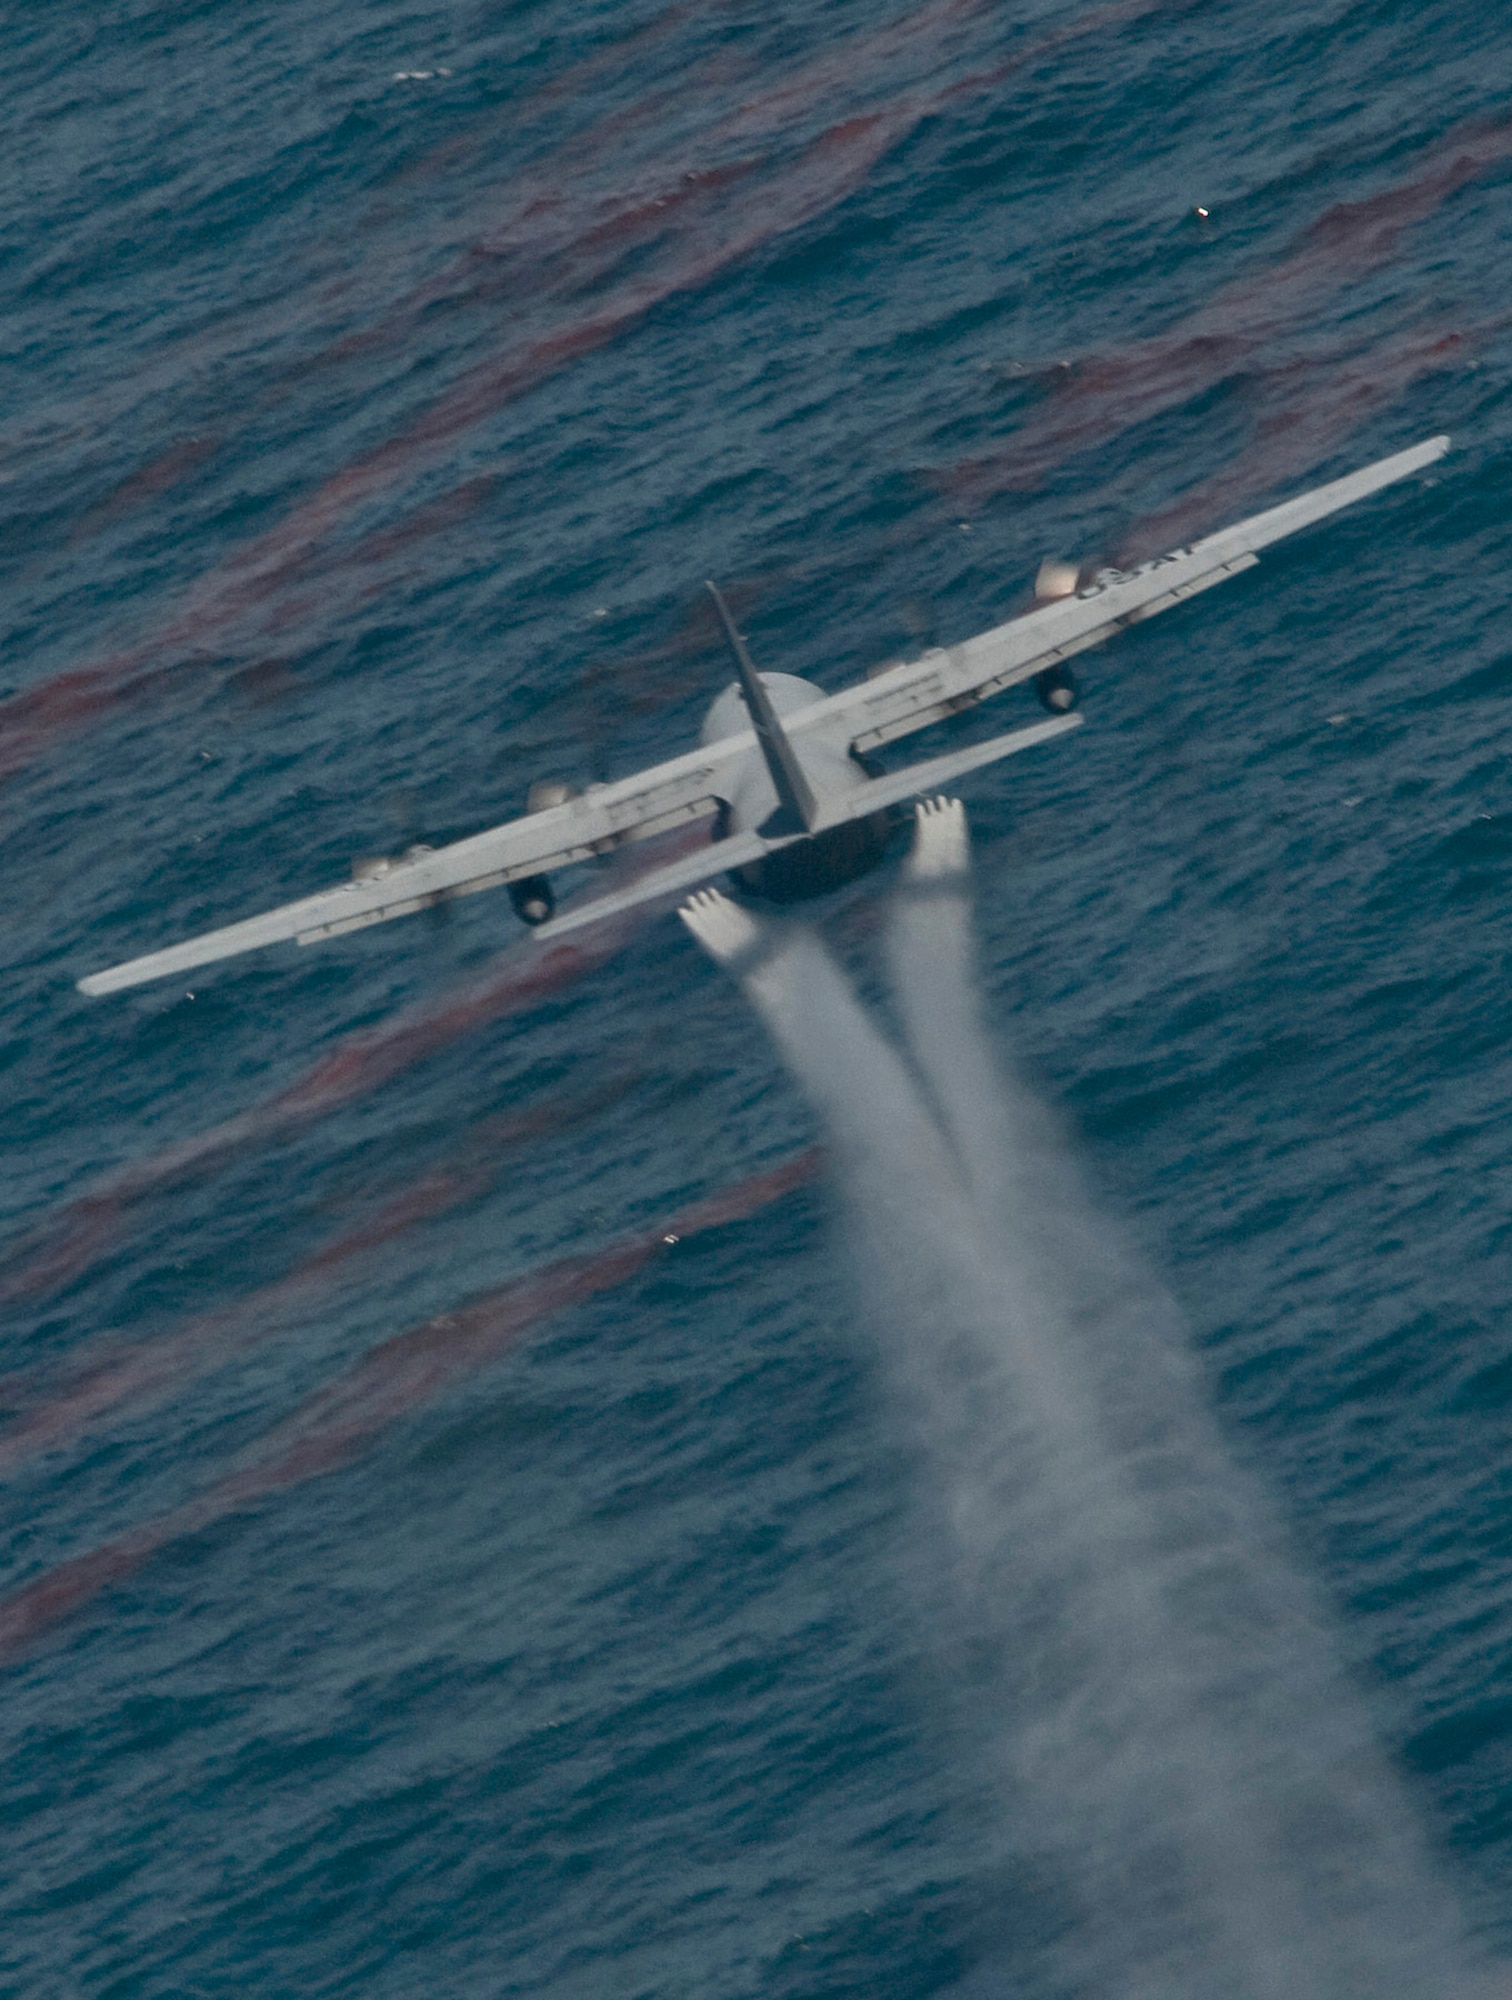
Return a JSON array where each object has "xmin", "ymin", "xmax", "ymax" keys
[{"xmin": 77, "ymin": 435, "xmax": 1448, "ymax": 994}]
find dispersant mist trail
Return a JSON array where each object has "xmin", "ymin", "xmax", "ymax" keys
[{"xmin": 680, "ymin": 811, "xmax": 1492, "ymax": 2000}]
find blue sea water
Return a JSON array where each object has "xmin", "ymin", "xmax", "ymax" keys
[{"xmin": 5, "ymin": 0, "xmax": 1512, "ymax": 1993}]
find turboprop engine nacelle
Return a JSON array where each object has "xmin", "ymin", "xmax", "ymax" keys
[
  {"xmin": 508, "ymin": 780, "xmax": 578, "ymax": 925},
  {"xmin": 1034, "ymin": 663, "xmax": 1079, "ymax": 713},
  {"xmin": 508, "ymin": 875, "xmax": 555, "ymax": 925}
]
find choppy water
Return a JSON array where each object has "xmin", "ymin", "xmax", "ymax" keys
[
  {"xmin": 5, "ymin": 2, "xmax": 1512, "ymax": 1995},
  {"xmin": 684, "ymin": 812, "xmax": 1499, "ymax": 1997}
]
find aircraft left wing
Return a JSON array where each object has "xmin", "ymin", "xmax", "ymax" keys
[{"xmin": 76, "ymin": 730, "xmax": 766, "ymax": 995}]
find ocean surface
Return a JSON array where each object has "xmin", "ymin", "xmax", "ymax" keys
[{"xmin": 4, "ymin": 1, "xmax": 1512, "ymax": 1994}]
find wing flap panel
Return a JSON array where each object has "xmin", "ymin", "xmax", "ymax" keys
[
  {"xmin": 533, "ymin": 828, "xmax": 783, "ymax": 941},
  {"xmin": 298, "ymin": 895, "xmax": 441, "ymax": 944},
  {"xmin": 848, "ymin": 711, "xmax": 1082, "ymax": 814},
  {"xmin": 836, "ymin": 552, "xmax": 1263, "ymax": 753},
  {"xmin": 850, "ymin": 626, "xmax": 1115, "ymax": 753},
  {"xmin": 1114, "ymin": 550, "xmax": 1260, "ymax": 622},
  {"xmin": 537, "ymin": 714, "xmax": 1081, "ymax": 941}
]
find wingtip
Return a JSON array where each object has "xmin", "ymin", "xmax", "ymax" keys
[{"xmin": 76, "ymin": 957, "xmax": 159, "ymax": 997}]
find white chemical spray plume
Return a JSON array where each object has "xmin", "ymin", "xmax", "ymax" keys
[{"xmin": 680, "ymin": 806, "xmax": 1493, "ymax": 2000}]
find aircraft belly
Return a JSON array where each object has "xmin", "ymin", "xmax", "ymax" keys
[
  {"xmin": 710, "ymin": 724, "xmax": 895, "ymax": 901},
  {"xmin": 729, "ymin": 810, "xmax": 896, "ymax": 903}
]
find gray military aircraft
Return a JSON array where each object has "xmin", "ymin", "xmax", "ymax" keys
[{"xmin": 78, "ymin": 434, "xmax": 1448, "ymax": 998}]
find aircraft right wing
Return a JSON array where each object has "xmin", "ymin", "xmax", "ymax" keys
[
  {"xmin": 784, "ymin": 434, "xmax": 1450, "ymax": 764},
  {"xmin": 530, "ymin": 434, "xmax": 1449, "ymax": 941}
]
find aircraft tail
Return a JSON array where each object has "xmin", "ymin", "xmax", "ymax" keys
[
  {"xmin": 706, "ymin": 582, "xmax": 821, "ymax": 835},
  {"xmin": 532, "ymin": 711, "xmax": 1079, "ymax": 940}
]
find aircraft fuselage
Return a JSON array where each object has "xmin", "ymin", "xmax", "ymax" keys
[{"xmin": 699, "ymin": 672, "xmax": 895, "ymax": 903}]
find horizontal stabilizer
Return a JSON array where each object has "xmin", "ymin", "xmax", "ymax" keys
[
  {"xmin": 535, "ymin": 713, "xmax": 1078, "ymax": 940},
  {"xmin": 835, "ymin": 711, "xmax": 1080, "ymax": 820},
  {"xmin": 532, "ymin": 827, "xmax": 788, "ymax": 941}
]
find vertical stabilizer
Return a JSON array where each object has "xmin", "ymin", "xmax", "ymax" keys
[{"xmin": 706, "ymin": 581, "xmax": 821, "ymax": 835}]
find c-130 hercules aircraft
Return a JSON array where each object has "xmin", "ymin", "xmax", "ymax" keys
[{"xmin": 78, "ymin": 436, "xmax": 1448, "ymax": 998}]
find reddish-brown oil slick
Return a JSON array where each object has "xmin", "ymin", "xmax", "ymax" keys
[
  {"xmin": 0, "ymin": 0, "xmax": 1182, "ymax": 780},
  {"xmin": 0, "ymin": 827, "xmax": 711, "ymax": 1309},
  {"xmin": 940, "ymin": 121, "xmax": 1512, "ymax": 507},
  {"xmin": 0, "ymin": 1148, "xmax": 823, "ymax": 1663},
  {"xmin": 0, "ymin": 1084, "xmax": 635, "ymax": 1476}
]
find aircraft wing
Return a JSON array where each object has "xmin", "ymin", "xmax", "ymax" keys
[
  {"xmin": 532, "ymin": 434, "xmax": 1448, "ymax": 940},
  {"xmin": 76, "ymin": 729, "xmax": 766, "ymax": 995},
  {"xmin": 78, "ymin": 433, "xmax": 1447, "ymax": 994},
  {"xmin": 782, "ymin": 434, "xmax": 1450, "ymax": 762}
]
